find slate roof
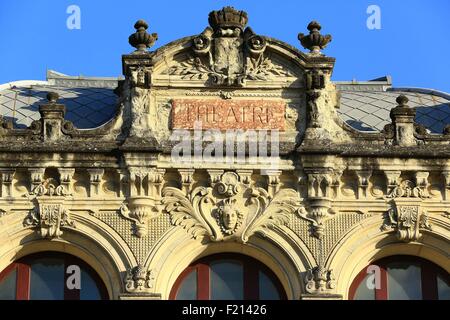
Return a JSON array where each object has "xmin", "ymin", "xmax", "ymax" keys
[
  {"xmin": 337, "ymin": 78, "xmax": 450, "ymax": 133},
  {"xmin": 0, "ymin": 71, "xmax": 449, "ymax": 133}
]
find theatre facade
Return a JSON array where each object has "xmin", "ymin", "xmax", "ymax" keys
[{"xmin": 0, "ymin": 7, "xmax": 449, "ymax": 300}]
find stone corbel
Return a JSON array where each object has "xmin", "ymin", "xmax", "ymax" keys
[
  {"xmin": 178, "ymin": 169, "xmax": 195, "ymax": 195},
  {"xmin": 129, "ymin": 168, "xmax": 148, "ymax": 197},
  {"xmin": 331, "ymin": 169, "xmax": 343, "ymax": 199},
  {"xmin": 0, "ymin": 169, "xmax": 15, "ymax": 198},
  {"xmin": 147, "ymin": 169, "xmax": 165, "ymax": 199},
  {"xmin": 265, "ymin": 170, "xmax": 282, "ymax": 198},
  {"xmin": 207, "ymin": 169, "xmax": 224, "ymax": 188},
  {"xmin": 383, "ymin": 170, "xmax": 401, "ymax": 197},
  {"xmin": 441, "ymin": 171, "xmax": 450, "ymax": 200},
  {"xmin": 236, "ymin": 169, "xmax": 253, "ymax": 186},
  {"xmin": 87, "ymin": 169, "xmax": 104, "ymax": 197},
  {"xmin": 306, "ymin": 171, "xmax": 332, "ymax": 198},
  {"xmin": 57, "ymin": 168, "xmax": 75, "ymax": 195},
  {"xmin": 415, "ymin": 171, "xmax": 429, "ymax": 198},
  {"xmin": 355, "ymin": 170, "xmax": 372, "ymax": 199},
  {"xmin": 117, "ymin": 169, "xmax": 129, "ymax": 198},
  {"xmin": 28, "ymin": 168, "xmax": 45, "ymax": 193}
]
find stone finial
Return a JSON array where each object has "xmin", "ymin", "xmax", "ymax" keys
[
  {"xmin": 298, "ymin": 21, "xmax": 332, "ymax": 54},
  {"xmin": 208, "ymin": 6, "xmax": 248, "ymax": 32},
  {"xmin": 46, "ymin": 92, "xmax": 59, "ymax": 104},
  {"xmin": 389, "ymin": 94, "xmax": 417, "ymax": 146},
  {"xmin": 128, "ymin": 20, "xmax": 158, "ymax": 52},
  {"xmin": 390, "ymin": 94, "xmax": 415, "ymax": 120},
  {"xmin": 396, "ymin": 94, "xmax": 409, "ymax": 107}
]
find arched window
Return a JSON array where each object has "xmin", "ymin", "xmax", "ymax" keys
[
  {"xmin": 0, "ymin": 252, "xmax": 108, "ymax": 300},
  {"xmin": 170, "ymin": 253, "xmax": 286, "ymax": 300},
  {"xmin": 349, "ymin": 256, "xmax": 450, "ymax": 300}
]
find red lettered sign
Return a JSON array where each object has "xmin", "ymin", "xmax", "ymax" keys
[{"xmin": 171, "ymin": 99, "xmax": 285, "ymax": 130}]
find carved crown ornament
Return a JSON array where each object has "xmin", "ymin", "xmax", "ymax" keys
[
  {"xmin": 161, "ymin": 172, "xmax": 301, "ymax": 242},
  {"xmin": 168, "ymin": 6, "xmax": 293, "ymax": 86}
]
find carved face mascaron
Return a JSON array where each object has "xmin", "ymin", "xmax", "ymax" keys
[
  {"xmin": 221, "ymin": 205, "xmax": 238, "ymax": 231},
  {"xmin": 216, "ymin": 199, "xmax": 242, "ymax": 235}
]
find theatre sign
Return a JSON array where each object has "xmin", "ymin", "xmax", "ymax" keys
[{"xmin": 171, "ymin": 99, "xmax": 286, "ymax": 130}]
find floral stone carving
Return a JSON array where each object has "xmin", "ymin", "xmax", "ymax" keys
[
  {"xmin": 23, "ymin": 179, "xmax": 74, "ymax": 239},
  {"xmin": 24, "ymin": 201, "xmax": 74, "ymax": 239},
  {"xmin": 162, "ymin": 172, "xmax": 300, "ymax": 242},
  {"xmin": 304, "ymin": 266, "xmax": 336, "ymax": 294},
  {"xmin": 382, "ymin": 205, "xmax": 432, "ymax": 242},
  {"xmin": 125, "ymin": 265, "xmax": 156, "ymax": 293}
]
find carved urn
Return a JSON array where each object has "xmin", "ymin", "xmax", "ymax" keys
[{"xmin": 120, "ymin": 196, "xmax": 160, "ymax": 237}]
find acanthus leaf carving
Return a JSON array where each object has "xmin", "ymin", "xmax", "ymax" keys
[
  {"xmin": 241, "ymin": 188, "xmax": 300, "ymax": 243},
  {"xmin": 24, "ymin": 202, "xmax": 75, "ymax": 239},
  {"xmin": 162, "ymin": 186, "xmax": 214, "ymax": 240},
  {"xmin": 381, "ymin": 205, "xmax": 432, "ymax": 242},
  {"xmin": 162, "ymin": 172, "xmax": 300, "ymax": 243}
]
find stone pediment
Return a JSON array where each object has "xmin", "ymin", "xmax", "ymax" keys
[
  {"xmin": 123, "ymin": 7, "xmax": 334, "ymax": 90},
  {"xmin": 151, "ymin": 36, "xmax": 309, "ymax": 89}
]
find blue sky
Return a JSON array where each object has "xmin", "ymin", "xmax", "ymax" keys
[{"xmin": 0, "ymin": 0, "xmax": 449, "ymax": 92}]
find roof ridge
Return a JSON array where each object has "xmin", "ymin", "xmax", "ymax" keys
[{"xmin": 388, "ymin": 87, "xmax": 450, "ymax": 100}]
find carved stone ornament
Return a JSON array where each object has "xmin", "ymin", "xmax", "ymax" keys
[
  {"xmin": 296, "ymin": 197, "xmax": 336, "ymax": 239},
  {"xmin": 162, "ymin": 172, "xmax": 300, "ymax": 242},
  {"xmin": 305, "ymin": 266, "xmax": 336, "ymax": 294},
  {"xmin": 382, "ymin": 205, "xmax": 432, "ymax": 242},
  {"xmin": 24, "ymin": 201, "xmax": 74, "ymax": 239},
  {"xmin": 386, "ymin": 180, "xmax": 429, "ymax": 199},
  {"xmin": 298, "ymin": 21, "xmax": 332, "ymax": 54},
  {"xmin": 125, "ymin": 265, "xmax": 156, "ymax": 293},
  {"xmin": 128, "ymin": 20, "xmax": 158, "ymax": 52},
  {"xmin": 120, "ymin": 197, "xmax": 161, "ymax": 238},
  {"xmin": 169, "ymin": 6, "xmax": 292, "ymax": 86},
  {"xmin": 28, "ymin": 180, "xmax": 70, "ymax": 198}
]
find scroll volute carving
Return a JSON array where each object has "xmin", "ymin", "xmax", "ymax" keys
[{"xmin": 162, "ymin": 171, "xmax": 300, "ymax": 242}]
